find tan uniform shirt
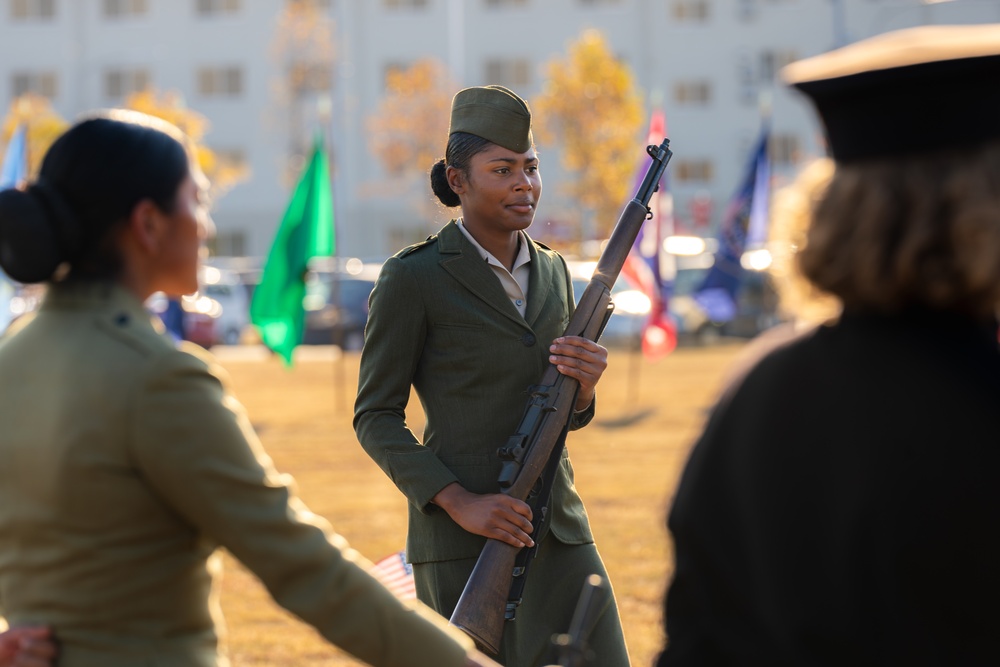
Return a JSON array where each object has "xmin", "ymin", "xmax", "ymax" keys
[
  {"xmin": 0, "ymin": 282, "xmax": 472, "ymax": 667},
  {"xmin": 458, "ymin": 220, "xmax": 531, "ymax": 318}
]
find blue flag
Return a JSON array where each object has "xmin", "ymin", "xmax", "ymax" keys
[
  {"xmin": 0, "ymin": 125, "xmax": 27, "ymax": 190},
  {"xmin": 693, "ymin": 125, "xmax": 770, "ymax": 323}
]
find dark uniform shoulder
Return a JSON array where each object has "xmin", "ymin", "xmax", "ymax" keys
[
  {"xmin": 530, "ymin": 238, "xmax": 565, "ymax": 266},
  {"xmin": 395, "ymin": 234, "xmax": 438, "ymax": 259}
]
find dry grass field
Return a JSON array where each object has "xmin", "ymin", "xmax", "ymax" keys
[{"xmin": 213, "ymin": 342, "xmax": 747, "ymax": 666}]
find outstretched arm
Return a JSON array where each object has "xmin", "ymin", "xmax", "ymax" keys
[{"xmin": 0, "ymin": 627, "xmax": 56, "ymax": 667}]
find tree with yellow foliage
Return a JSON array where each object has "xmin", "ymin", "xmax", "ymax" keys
[
  {"xmin": 0, "ymin": 91, "xmax": 247, "ymax": 197},
  {"xmin": 0, "ymin": 94, "xmax": 68, "ymax": 182},
  {"xmin": 367, "ymin": 58, "xmax": 453, "ymax": 178},
  {"xmin": 124, "ymin": 89, "xmax": 249, "ymax": 196},
  {"xmin": 532, "ymin": 29, "xmax": 644, "ymax": 239}
]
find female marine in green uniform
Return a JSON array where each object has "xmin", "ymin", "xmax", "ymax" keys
[
  {"xmin": 355, "ymin": 86, "xmax": 631, "ymax": 666},
  {"xmin": 0, "ymin": 111, "xmax": 500, "ymax": 667}
]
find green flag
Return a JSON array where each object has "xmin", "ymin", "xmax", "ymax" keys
[{"xmin": 251, "ymin": 139, "xmax": 334, "ymax": 364}]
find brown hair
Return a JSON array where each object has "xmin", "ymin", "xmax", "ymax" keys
[
  {"xmin": 0, "ymin": 110, "xmax": 191, "ymax": 284},
  {"xmin": 428, "ymin": 132, "xmax": 493, "ymax": 208},
  {"xmin": 767, "ymin": 157, "xmax": 840, "ymax": 325},
  {"xmin": 797, "ymin": 139, "xmax": 1000, "ymax": 317}
]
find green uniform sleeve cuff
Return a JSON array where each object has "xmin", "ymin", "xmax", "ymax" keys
[{"xmin": 570, "ymin": 394, "xmax": 596, "ymax": 430}]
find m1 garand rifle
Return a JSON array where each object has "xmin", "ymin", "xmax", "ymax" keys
[
  {"xmin": 551, "ymin": 575, "xmax": 610, "ymax": 667},
  {"xmin": 449, "ymin": 139, "xmax": 673, "ymax": 654}
]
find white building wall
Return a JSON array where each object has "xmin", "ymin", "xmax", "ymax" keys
[{"xmin": 1, "ymin": 0, "xmax": 998, "ymax": 259}]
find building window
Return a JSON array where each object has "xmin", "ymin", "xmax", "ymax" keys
[
  {"xmin": 213, "ymin": 147, "xmax": 249, "ymax": 170},
  {"xmin": 10, "ymin": 0, "xmax": 55, "ymax": 19},
  {"xmin": 485, "ymin": 0, "xmax": 528, "ymax": 7},
  {"xmin": 736, "ymin": 52, "xmax": 756, "ymax": 105},
  {"xmin": 769, "ymin": 134, "xmax": 800, "ymax": 166},
  {"xmin": 287, "ymin": 0, "xmax": 332, "ymax": 8},
  {"xmin": 758, "ymin": 49, "xmax": 798, "ymax": 82},
  {"xmin": 11, "ymin": 71, "xmax": 58, "ymax": 99},
  {"xmin": 197, "ymin": 66, "xmax": 244, "ymax": 97},
  {"xmin": 673, "ymin": 80, "xmax": 711, "ymax": 105},
  {"xmin": 671, "ymin": 0, "xmax": 709, "ymax": 21},
  {"xmin": 105, "ymin": 68, "xmax": 150, "ymax": 99},
  {"xmin": 383, "ymin": 0, "xmax": 428, "ymax": 9},
  {"xmin": 103, "ymin": 0, "xmax": 147, "ymax": 17},
  {"xmin": 289, "ymin": 62, "xmax": 332, "ymax": 95},
  {"xmin": 674, "ymin": 159, "xmax": 714, "ymax": 184},
  {"xmin": 209, "ymin": 230, "xmax": 247, "ymax": 257},
  {"xmin": 196, "ymin": 0, "xmax": 240, "ymax": 15},
  {"xmin": 484, "ymin": 59, "xmax": 531, "ymax": 89}
]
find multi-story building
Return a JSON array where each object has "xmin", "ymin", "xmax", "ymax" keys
[{"xmin": 1, "ymin": 0, "xmax": 997, "ymax": 259}]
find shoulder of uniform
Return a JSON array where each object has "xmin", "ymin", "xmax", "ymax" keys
[
  {"xmin": 395, "ymin": 234, "xmax": 439, "ymax": 259},
  {"xmin": 531, "ymin": 239, "xmax": 564, "ymax": 264},
  {"xmin": 94, "ymin": 312, "xmax": 175, "ymax": 361}
]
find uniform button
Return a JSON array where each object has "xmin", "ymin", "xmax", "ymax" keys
[
  {"xmin": 521, "ymin": 333, "xmax": 535, "ymax": 347},
  {"xmin": 115, "ymin": 313, "xmax": 129, "ymax": 327},
  {"xmin": 515, "ymin": 299, "xmax": 523, "ymax": 307}
]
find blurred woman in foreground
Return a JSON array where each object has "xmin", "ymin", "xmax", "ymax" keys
[
  {"xmin": 661, "ymin": 25, "xmax": 1000, "ymax": 666},
  {"xmin": 0, "ymin": 111, "xmax": 499, "ymax": 667}
]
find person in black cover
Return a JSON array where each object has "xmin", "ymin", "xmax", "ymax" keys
[{"xmin": 659, "ymin": 24, "xmax": 1000, "ymax": 666}]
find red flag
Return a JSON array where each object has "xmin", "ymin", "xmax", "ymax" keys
[{"xmin": 623, "ymin": 109, "xmax": 677, "ymax": 360}]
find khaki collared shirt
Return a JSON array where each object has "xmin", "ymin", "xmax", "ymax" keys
[{"xmin": 458, "ymin": 219, "xmax": 531, "ymax": 318}]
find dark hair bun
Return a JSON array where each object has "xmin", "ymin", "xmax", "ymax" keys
[
  {"xmin": 0, "ymin": 187, "xmax": 63, "ymax": 283},
  {"xmin": 429, "ymin": 158, "xmax": 461, "ymax": 208}
]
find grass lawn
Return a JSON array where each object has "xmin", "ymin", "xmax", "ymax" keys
[{"xmin": 215, "ymin": 343, "xmax": 746, "ymax": 666}]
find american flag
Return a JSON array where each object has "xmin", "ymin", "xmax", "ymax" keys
[
  {"xmin": 370, "ymin": 550, "xmax": 416, "ymax": 601},
  {"xmin": 622, "ymin": 109, "xmax": 677, "ymax": 360}
]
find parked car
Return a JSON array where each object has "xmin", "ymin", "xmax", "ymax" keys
[
  {"xmin": 567, "ymin": 260, "xmax": 650, "ymax": 349},
  {"xmin": 200, "ymin": 265, "xmax": 250, "ymax": 345},
  {"xmin": 3, "ymin": 282, "xmax": 46, "ymax": 334},
  {"xmin": 0, "ymin": 272, "xmax": 15, "ymax": 334},
  {"xmin": 146, "ymin": 292, "xmax": 218, "ymax": 349},
  {"xmin": 669, "ymin": 252, "xmax": 782, "ymax": 344},
  {"xmin": 302, "ymin": 260, "xmax": 382, "ymax": 350}
]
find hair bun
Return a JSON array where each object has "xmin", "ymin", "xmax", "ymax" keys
[
  {"xmin": 0, "ymin": 187, "xmax": 63, "ymax": 283},
  {"xmin": 429, "ymin": 158, "xmax": 461, "ymax": 208},
  {"xmin": 30, "ymin": 180, "xmax": 82, "ymax": 259}
]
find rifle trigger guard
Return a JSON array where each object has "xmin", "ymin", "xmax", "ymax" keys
[
  {"xmin": 497, "ymin": 434, "xmax": 528, "ymax": 488},
  {"xmin": 645, "ymin": 206, "xmax": 653, "ymax": 220}
]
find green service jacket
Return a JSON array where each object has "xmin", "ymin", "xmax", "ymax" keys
[
  {"xmin": 0, "ymin": 282, "xmax": 471, "ymax": 667},
  {"xmin": 354, "ymin": 220, "xmax": 596, "ymax": 564}
]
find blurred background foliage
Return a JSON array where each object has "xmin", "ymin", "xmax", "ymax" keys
[
  {"xmin": 533, "ymin": 29, "xmax": 645, "ymax": 236},
  {"xmin": 1, "ymin": 94, "xmax": 68, "ymax": 180},
  {"xmin": 366, "ymin": 58, "xmax": 453, "ymax": 179},
  {"xmin": 0, "ymin": 89, "xmax": 249, "ymax": 197}
]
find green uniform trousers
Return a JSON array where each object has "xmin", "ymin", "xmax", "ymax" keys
[{"xmin": 414, "ymin": 540, "xmax": 631, "ymax": 667}]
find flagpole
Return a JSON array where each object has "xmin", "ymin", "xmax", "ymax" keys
[
  {"xmin": 318, "ymin": 95, "xmax": 346, "ymax": 414},
  {"xmin": 623, "ymin": 91, "xmax": 665, "ymax": 411}
]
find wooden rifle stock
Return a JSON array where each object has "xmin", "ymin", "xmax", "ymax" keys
[{"xmin": 449, "ymin": 140, "xmax": 673, "ymax": 654}]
